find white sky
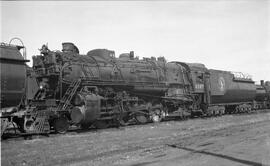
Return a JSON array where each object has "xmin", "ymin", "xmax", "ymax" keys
[{"xmin": 1, "ymin": 1, "xmax": 269, "ymax": 82}]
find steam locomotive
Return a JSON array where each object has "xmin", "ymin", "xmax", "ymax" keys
[{"xmin": 1, "ymin": 42, "xmax": 269, "ymax": 136}]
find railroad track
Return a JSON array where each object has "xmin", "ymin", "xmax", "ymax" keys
[{"xmin": 1, "ymin": 109, "xmax": 269, "ymax": 141}]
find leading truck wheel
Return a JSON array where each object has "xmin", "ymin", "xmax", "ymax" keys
[{"xmin": 53, "ymin": 117, "xmax": 69, "ymax": 134}]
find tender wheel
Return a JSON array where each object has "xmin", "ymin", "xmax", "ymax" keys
[
  {"xmin": 53, "ymin": 117, "xmax": 69, "ymax": 134},
  {"xmin": 135, "ymin": 113, "xmax": 148, "ymax": 124},
  {"xmin": 206, "ymin": 110, "xmax": 212, "ymax": 117}
]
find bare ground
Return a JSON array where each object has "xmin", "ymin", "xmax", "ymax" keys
[{"xmin": 1, "ymin": 110, "xmax": 270, "ymax": 166}]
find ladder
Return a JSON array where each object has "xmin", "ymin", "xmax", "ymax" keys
[{"xmin": 56, "ymin": 79, "xmax": 81, "ymax": 112}]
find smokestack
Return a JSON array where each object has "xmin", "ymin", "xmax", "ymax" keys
[{"xmin": 260, "ymin": 80, "xmax": 264, "ymax": 86}]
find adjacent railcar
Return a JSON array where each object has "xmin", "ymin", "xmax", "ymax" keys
[
  {"xmin": 255, "ymin": 80, "xmax": 270, "ymax": 109},
  {"xmin": 0, "ymin": 43, "xmax": 28, "ymax": 108}
]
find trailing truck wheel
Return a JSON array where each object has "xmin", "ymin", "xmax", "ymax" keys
[
  {"xmin": 118, "ymin": 119, "xmax": 128, "ymax": 126},
  {"xmin": 53, "ymin": 117, "xmax": 69, "ymax": 134},
  {"xmin": 151, "ymin": 109, "xmax": 162, "ymax": 123},
  {"xmin": 135, "ymin": 113, "xmax": 148, "ymax": 124},
  {"xmin": 152, "ymin": 114, "xmax": 161, "ymax": 123}
]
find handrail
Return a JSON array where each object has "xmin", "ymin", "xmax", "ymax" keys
[
  {"xmin": 9, "ymin": 37, "xmax": 27, "ymax": 60},
  {"xmin": 230, "ymin": 71, "xmax": 252, "ymax": 80}
]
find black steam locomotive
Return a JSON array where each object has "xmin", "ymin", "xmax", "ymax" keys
[{"xmin": 1, "ymin": 42, "xmax": 269, "ymax": 136}]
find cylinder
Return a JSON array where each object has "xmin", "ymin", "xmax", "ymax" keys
[
  {"xmin": 70, "ymin": 106, "xmax": 84, "ymax": 124},
  {"xmin": 70, "ymin": 94, "xmax": 101, "ymax": 124}
]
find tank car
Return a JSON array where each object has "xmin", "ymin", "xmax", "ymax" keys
[
  {"xmin": 0, "ymin": 42, "xmax": 28, "ymax": 108},
  {"xmin": 0, "ymin": 39, "xmax": 31, "ymax": 137}
]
